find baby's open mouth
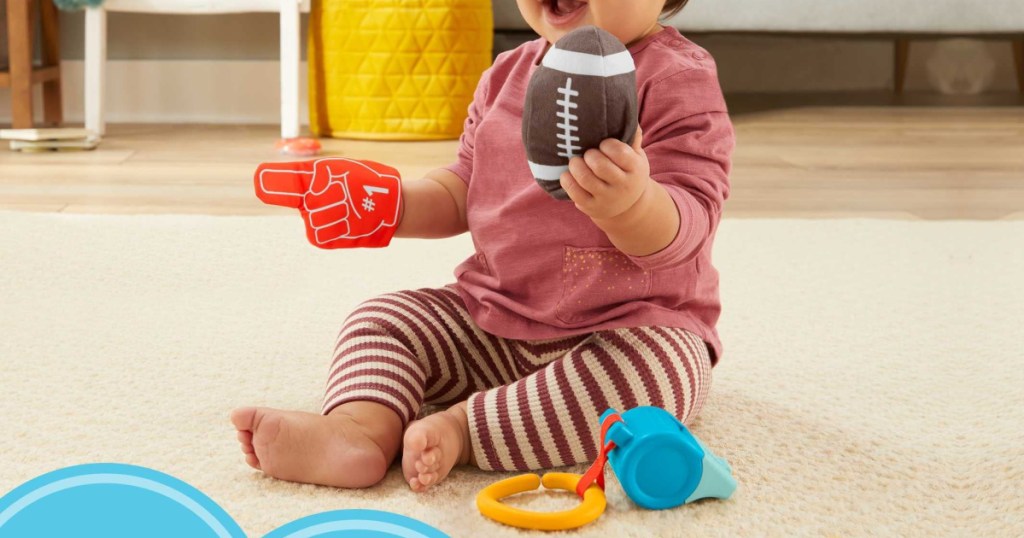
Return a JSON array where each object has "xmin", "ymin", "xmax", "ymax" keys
[
  {"xmin": 547, "ymin": 0, "xmax": 588, "ymax": 17},
  {"xmin": 540, "ymin": 0, "xmax": 589, "ymax": 24}
]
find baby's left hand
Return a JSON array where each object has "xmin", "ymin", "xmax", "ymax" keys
[{"xmin": 560, "ymin": 126, "xmax": 651, "ymax": 221}]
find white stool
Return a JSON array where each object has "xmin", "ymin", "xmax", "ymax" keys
[{"xmin": 84, "ymin": 0, "xmax": 311, "ymax": 138}]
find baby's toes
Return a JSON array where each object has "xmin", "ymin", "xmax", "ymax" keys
[
  {"xmin": 418, "ymin": 471, "xmax": 439, "ymax": 487},
  {"xmin": 235, "ymin": 422, "xmax": 261, "ymax": 469},
  {"xmin": 414, "ymin": 447, "xmax": 442, "ymax": 473},
  {"xmin": 402, "ymin": 421, "xmax": 435, "ymax": 482},
  {"xmin": 230, "ymin": 407, "xmax": 258, "ymax": 432},
  {"xmin": 422, "ymin": 446, "xmax": 441, "ymax": 466},
  {"xmin": 237, "ymin": 430, "xmax": 255, "ymax": 454},
  {"xmin": 403, "ymin": 424, "xmax": 430, "ymax": 454}
]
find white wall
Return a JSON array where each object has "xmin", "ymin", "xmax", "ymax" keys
[
  {"xmin": 0, "ymin": 12, "xmax": 1018, "ymax": 125},
  {"xmin": 0, "ymin": 60, "xmax": 309, "ymax": 125}
]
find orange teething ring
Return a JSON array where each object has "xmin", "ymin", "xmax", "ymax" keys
[{"xmin": 476, "ymin": 473, "xmax": 606, "ymax": 531}]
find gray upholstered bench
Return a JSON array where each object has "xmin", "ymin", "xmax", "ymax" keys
[{"xmin": 493, "ymin": 1, "xmax": 1024, "ymax": 92}]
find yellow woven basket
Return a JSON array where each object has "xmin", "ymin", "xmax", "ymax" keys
[{"xmin": 309, "ymin": 0, "xmax": 493, "ymax": 140}]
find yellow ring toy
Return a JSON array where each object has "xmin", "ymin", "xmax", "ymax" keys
[{"xmin": 476, "ymin": 472, "xmax": 606, "ymax": 531}]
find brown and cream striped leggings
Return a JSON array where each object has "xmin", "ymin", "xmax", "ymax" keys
[{"xmin": 321, "ymin": 286, "xmax": 712, "ymax": 471}]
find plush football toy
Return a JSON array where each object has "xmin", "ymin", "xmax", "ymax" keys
[{"xmin": 522, "ymin": 26, "xmax": 639, "ymax": 200}]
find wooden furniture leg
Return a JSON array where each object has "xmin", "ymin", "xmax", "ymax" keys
[
  {"xmin": 7, "ymin": 0, "xmax": 35, "ymax": 129},
  {"xmin": 894, "ymin": 38, "xmax": 911, "ymax": 94},
  {"xmin": 1013, "ymin": 38, "xmax": 1024, "ymax": 94},
  {"xmin": 40, "ymin": 0, "xmax": 63, "ymax": 126}
]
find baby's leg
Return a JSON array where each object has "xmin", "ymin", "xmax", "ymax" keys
[
  {"xmin": 397, "ymin": 288, "xmax": 592, "ymax": 489},
  {"xmin": 322, "ymin": 287, "xmax": 506, "ymax": 423},
  {"xmin": 232, "ymin": 287, "xmax": 490, "ymax": 488},
  {"xmin": 467, "ymin": 326, "xmax": 712, "ymax": 471},
  {"xmin": 402, "ymin": 325, "xmax": 712, "ymax": 489}
]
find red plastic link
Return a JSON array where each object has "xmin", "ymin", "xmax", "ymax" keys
[{"xmin": 575, "ymin": 413, "xmax": 624, "ymax": 499}]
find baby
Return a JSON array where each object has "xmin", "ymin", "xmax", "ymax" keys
[{"xmin": 232, "ymin": 0, "xmax": 734, "ymax": 491}]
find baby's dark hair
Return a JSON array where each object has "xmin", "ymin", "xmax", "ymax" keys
[{"xmin": 661, "ymin": 0, "xmax": 689, "ymax": 19}]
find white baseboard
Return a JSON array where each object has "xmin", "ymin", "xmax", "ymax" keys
[{"xmin": 0, "ymin": 60, "xmax": 310, "ymax": 126}]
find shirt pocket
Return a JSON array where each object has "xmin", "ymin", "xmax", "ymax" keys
[{"xmin": 555, "ymin": 246, "xmax": 653, "ymax": 325}]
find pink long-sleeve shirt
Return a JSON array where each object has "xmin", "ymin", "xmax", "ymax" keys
[{"xmin": 445, "ymin": 26, "xmax": 734, "ymax": 363}]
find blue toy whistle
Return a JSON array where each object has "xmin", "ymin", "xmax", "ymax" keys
[{"xmin": 576, "ymin": 406, "xmax": 737, "ymax": 510}]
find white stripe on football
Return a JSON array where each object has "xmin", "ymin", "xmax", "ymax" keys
[
  {"xmin": 528, "ymin": 161, "xmax": 570, "ymax": 181},
  {"xmin": 541, "ymin": 48, "xmax": 635, "ymax": 78}
]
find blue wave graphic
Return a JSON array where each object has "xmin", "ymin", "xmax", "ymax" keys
[{"xmin": 0, "ymin": 464, "xmax": 448, "ymax": 537}]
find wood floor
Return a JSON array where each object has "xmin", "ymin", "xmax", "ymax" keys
[{"xmin": 2, "ymin": 96, "xmax": 1023, "ymax": 219}]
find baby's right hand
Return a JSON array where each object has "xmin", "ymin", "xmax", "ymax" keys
[{"xmin": 254, "ymin": 158, "xmax": 403, "ymax": 249}]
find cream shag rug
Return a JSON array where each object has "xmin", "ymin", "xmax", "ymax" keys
[{"xmin": 0, "ymin": 212, "xmax": 1020, "ymax": 537}]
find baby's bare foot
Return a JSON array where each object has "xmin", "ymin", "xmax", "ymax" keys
[
  {"xmin": 230, "ymin": 402, "xmax": 403, "ymax": 488},
  {"xmin": 402, "ymin": 402, "xmax": 473, "ymax": 492}
]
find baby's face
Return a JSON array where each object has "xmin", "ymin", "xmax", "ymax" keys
[{"xmin": 517, "ymin": 0, "xmax": 665, "ymax": 47}]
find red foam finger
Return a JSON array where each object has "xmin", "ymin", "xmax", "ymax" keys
[
  {"xmin": 307, "ymin": 200, "xmax": 349, "ymax": 230},
  {"xmin": 341, "ymin": 168, "xmax": 402, "ymax": 238},
  {"xmin": 303, "ymin": 180, "xmax": 347, "ymax": 211},
  {"xmin": 256, "ymin": 157, "xmax": 403, "ymax": 250},
  {"xmin": 310, "ymin": 158, "xmax": 362, "ymax": 195},
  {"xmin": 254, "ymin": 163, "xmax": 312, "ymax": 208},
  {"xmin": 310, "ymin": 220, "xmax": 352, "ymax": 247}
]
